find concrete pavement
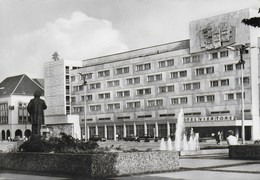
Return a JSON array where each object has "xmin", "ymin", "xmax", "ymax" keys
[{"xmin": 111, "ymin": 154, "xmax": 260, "ymax": 180}]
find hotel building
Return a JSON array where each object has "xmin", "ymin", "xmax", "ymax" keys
[{"xmin": 45, "ymin": 9, "xmax": 260, "ymax": 141}]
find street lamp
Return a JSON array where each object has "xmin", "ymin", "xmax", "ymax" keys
[
  {"xmin": 227, "ymin": 45, "xmax": 247, "ymax": 144},
  {"xmin": 79, "ymin": 73, "xmax": 88, "ymax": 142}
]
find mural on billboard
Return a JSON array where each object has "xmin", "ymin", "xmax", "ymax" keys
[{"xmin": 199, "ymin": 22, "xmax": 236, "ymax": 49}]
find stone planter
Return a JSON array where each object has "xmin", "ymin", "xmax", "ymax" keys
[
  {"xmin": 0, "ymin": 151, "xmax": 179, "ymax": 177},
  {"xmin": 229, "ymin": 145, "xmax": 260, "ymax": 160}
]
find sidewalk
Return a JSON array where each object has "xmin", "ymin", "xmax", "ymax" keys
[{"xmin": 111, "ymin": 154, "xmax": 260, "ymax": 180}]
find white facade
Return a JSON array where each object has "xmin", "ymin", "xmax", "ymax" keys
[
  {"xmin": 44, "ymin": 59, "xmax": 82, "ymax": 139},
  {"xmin": 45, "ymin": 9, "xmax": 260, "ymax": 141}
]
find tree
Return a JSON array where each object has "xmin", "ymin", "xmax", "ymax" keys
[
  {"xmin": 242, "ymin": 8, "xmax": 260, "ymax": 27},
  {"xmin": 52, "ymin": 51, "xmax": 59, "ymax": 61}
]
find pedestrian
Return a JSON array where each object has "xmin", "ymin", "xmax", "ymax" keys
[
  {"xmin": 27, "ymin": 91, "xmax": 47, "ymax": 137},
  {"xmin": 226, "ymin": 130, "xmax": 238, "ymax": 145},
  {"xmin": 215, "ymin": 132, "xmax": 220, "ymax": 145}
]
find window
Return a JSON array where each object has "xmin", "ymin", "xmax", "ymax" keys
[
  {"xmin": 224, "ymin": 64, "xmax": 234, "ymax": 71},
  {"xmin": 195, "ymin": 67, "xmax": 214, "ymax": 75},
  {"xmin": 71, "ymin": 97, "xmax": 76, "ymax": 103},
  {"xmin": 171, "ymin": 70, "xmax": 187, "ymax": 78},
  {"xmin": 137, "ymin": 115, "xmax": 152, "ymax": 118},
  {"xmin": 235, "ymin": 63, "xmax": 242, "ymax": 70},
  {"xmin": 147, "ymin": 99, "xmax": 163, "ymax": 107},
  {"xmin": 86, "ymin": 73, "xmax": 93, "ymax": 79},
  {"xmin": 117, "ymin": 116, "xmax": 130, "ymax": 120},
  {"xmin": 183, "ymin": 55, "xmax": 200, "ymax": 64},
  {"xmin": 206, "ymin": 95, "xmax": 215, "ymax": 102},
  {"xmin": 136, "ymin": 63, "xmax": 151, "ymax": 71},
  {"xmin": 86, "ymin": 95, "xmax": 93, "ymax": 101},
  {"xmin": 107, "ymin": 103, "xmax": 120, "ymax": 110},
  {"xmin": 147, "ymin": 74, "xmax": 162, "ymax": 82},
  {"xmin": 159, "ymin": 59, "xmax": 174, "ymax": 67},
  {"xmin": 90, "ymin": 105, "xmax": 101, "ymax": 111},
  {"xmin": 116, "ymin": 67, "xmax": 129, "ymax": 74},
  {"xmin": 183, "ymin": 82, "xmax": 200, "ymax": 90},
  {"xmin": 18, "ymin": 102, "xmax": 29, "ymax": 124},
  {"xmin": 184, "ymin": 112, "xmax": 201, "ymax": 116},
  {"xmin": 220, "ymin": 50, "xmax": 229, "ymax": 58},
  {"xmin": 73, "ymin": 85, "xmax": 84, "ymax": 91},
  {"xmin": 98, "ymin": 117, "xmax": 111, "ymax": 121},
  {"xmin": 73, "ymin": 107, "xmax": 84, "ymax": 113},
  {"xmin": 210, "ymin": 80, "xmax": 219, "ymax": 87},
  {"xmin": 126, "ymin": 101, "xmax": 140, "ymax": 108},
  {"xmin": 211, "ymin": 111, "xmax": 230, "ymax": 115},
  {"xmin": 117, "ymin": 90, "xmax": 130, "ymax": 97},
  {"xmin": 171, "ymin": 97, "xmax": 188, "ymax": 104},
  {"xmin": 210, "ymin": 52, "xmax": 218, "ymax": 59},
  {"xmin": 98, "ymin": 70, "xmax": 110, "ymax": 77},
  {"xmin": 225, "ymin": 92, "xmax": 245, "ymax": 100},
  {"xmin": 238, "ymin": 77, "xmax": 250, "ymax": 84},
  {"xmin": 221, "ymin": 79, "xmax": 229, "ymax": 86},
  {"xmin": 235, "ymin": 92, "xmax": 245, "ymax": 99},
  {"xmin": 159, "ymin": 114, "xmax": 175, "ymax": 117},
  {"xmin": 210, "ymin": 79, "xmax": 229, "ymax": 87},
  {"xmin": 98, "ymin": 93, "xmax": 110, "ymax": 99},
  {"xmin": 89, "ymin": 83, "xmax": 101, "ymax": 89},
  {"xmin": 158, "ymin": 85, "xmax": 174, "ymax": 93},
  {"xmin": 227, "ymin": 93, "xmax": 234, "ymax": 100},
  {"xmin": 107, "ymin": 80, "xmax": 120, "ymax": 87},
  {"xmin": 136, "ymin": 88, "xmax": 151, "ymax": 95},
  {"xmin": 126, "ymin": 77, "xmax": 140, "ymax": 85},
  {"xmin": 196, "ymin": 68, "xmax": 204, "ymax": 75}
]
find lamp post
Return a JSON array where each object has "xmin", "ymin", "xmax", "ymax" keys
[
  {"xmin": 238, "ymin": 45, "xmax": 246, "ymax": 145},
  {"xmin": 79, "ymin": 73, "xmax": 88, "ymax": 142},
  {"xmin": 227, "ymin": 45, "xmax": 246, "ymax": 144}
]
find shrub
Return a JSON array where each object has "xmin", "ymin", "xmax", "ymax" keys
[
  {"xmin": 19, "ymin": 135, "xmax": 52, "ymax": 152},
  {"xmin": 19, "ymin": 133, "xmax": 98, "ymax": 153}
]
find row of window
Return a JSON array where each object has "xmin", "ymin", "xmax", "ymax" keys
[
  {"xmin": 72, "ymin": 50, "xmax": 233, "ymax": 82},
  {"xmin": 73, "ymin": 75, "xmax": 249, "ymax": 92},
  {"xmin": 73, "ymin": 64, "xmax": 249, "ymax": 91},
  {"xmin": 73, "ymin": 92, "xmax": 245, "ymax": 112},
  {"xmin": 80, "ymin": 109, "xmax": 252, "ymax": 122},
  {"xmin": 72, "ymin": 77, "xmax": 249, "ymax": 102}
]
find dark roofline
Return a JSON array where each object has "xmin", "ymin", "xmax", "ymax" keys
[{"xmin": 83, "ymin": 39, "xmax": 190, "ymax": 62}]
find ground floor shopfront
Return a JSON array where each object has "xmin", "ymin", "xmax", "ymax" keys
[{"xmin": 82, "ymin": 116, "xmax": 253, "ymax": 141}]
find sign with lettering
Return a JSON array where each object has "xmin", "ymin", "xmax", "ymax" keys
[
  {"xmin": 185, "ymin": 116, "xmax": 235, "ymax": 122},
  {"xmin": 199, "ymin": 22, "xmax": 236, "ymax": 50}
]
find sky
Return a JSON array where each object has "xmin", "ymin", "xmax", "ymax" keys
[{"xmin": 0, "ymin": 0, "xmax": 259, "ymax": 81}]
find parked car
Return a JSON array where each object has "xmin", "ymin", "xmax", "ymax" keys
[
  {"xmin": 139, "ymin": 134, "xmax": 153, "ymax": 142},
  {"xmin": 89, "ymin": 135, "xmax": 106, "ymax": 142},
  {"xmin": 123, "ymin": 135, "xmax": 140, "ymax": 142}
]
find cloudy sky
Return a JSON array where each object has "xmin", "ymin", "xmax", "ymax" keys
[{"xmin": 0, "ymin": 0, "xmax": 259, "ymax": 81}]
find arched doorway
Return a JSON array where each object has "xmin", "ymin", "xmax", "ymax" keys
[
  {"xmin": 24, "ymin": 129, "xmax": 31, "ymax": 138},
  {"xmin": 6, "ymin": 130, "xmax": 10, "ymax": 139},
  {"xmin": 15, "ymin": 129, "xmax": 22, "ymax": 139},
  {"xmin": 1, "ymin": 130, "xmax": 5, "ymax": 140}
]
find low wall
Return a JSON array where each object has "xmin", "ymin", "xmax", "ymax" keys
[
  {"xmin": 229, "ymin": 145, "xmax": 260, "ymax": 160},
  {"xmin": 0, "ymin": 151, "xmax": 179, "ymax": 177}
]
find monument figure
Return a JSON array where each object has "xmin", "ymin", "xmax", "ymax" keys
[{"xmin": 27, "ymin": 91, "xmax": 47, "ymax": 136}]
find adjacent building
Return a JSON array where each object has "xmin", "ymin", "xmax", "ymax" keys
[
  {"xmin": 44, "ymin": 59, "xmax": 82, "ymax": 139},
  {"xmin": 45, "ymin": 8, "xmax": 260, "ymax": 141},
  {"xmin": 0, "ymin": 74, "xmax": 44, "ymax": 140}
]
